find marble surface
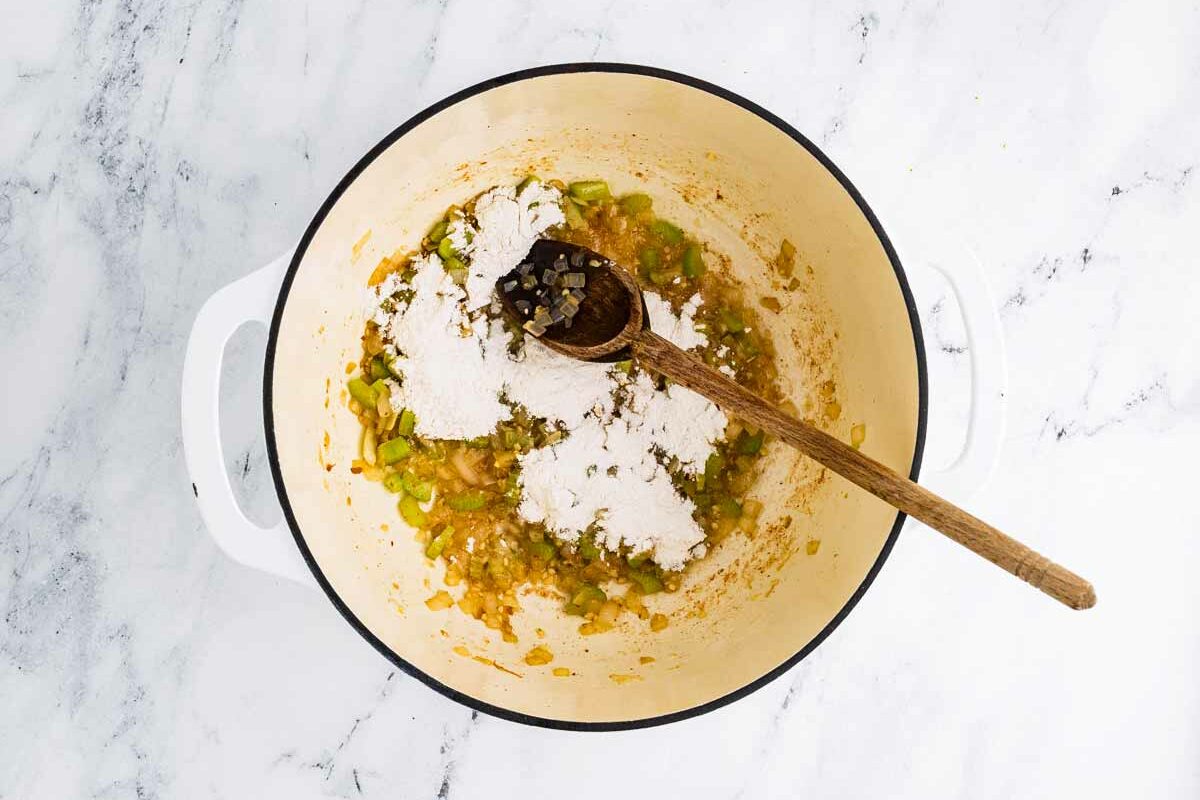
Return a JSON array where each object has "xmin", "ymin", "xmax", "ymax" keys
[{"xmin": 2, "ymin": 0, "xmax": 1198, "ymax": 797}]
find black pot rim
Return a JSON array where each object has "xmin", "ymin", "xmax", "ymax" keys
[{"xmin": 263, "ymin": 62, "xmax": 928, "ymax": 732}]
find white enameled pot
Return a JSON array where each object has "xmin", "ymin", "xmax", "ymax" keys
[{"xmin": 182, "ymin": 65, "xmax": 1006, "ymax": 730}]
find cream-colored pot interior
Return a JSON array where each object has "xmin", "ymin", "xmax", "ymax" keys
[{"xmin": 269, "ymin": 68, "xmax": 924, "ymax": 728}]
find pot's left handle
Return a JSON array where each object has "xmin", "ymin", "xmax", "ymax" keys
[{"xmin": 181, "ymin": 251, "xmax": 317, "ymax": 588}]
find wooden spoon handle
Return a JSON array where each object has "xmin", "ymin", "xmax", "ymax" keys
[{"xmin": 634, "ymin": 331, "xmax": 1096, "ymax": 610}]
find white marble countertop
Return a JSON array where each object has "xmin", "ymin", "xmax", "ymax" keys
[{"xmin": 3, "ymin": 1, "xmax": 1198, "ymax": 797}]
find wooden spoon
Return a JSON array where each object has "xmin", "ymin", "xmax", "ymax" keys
[{"xmin": 497, "ymin": 239, "xmax": 1096, "ymax": 610}]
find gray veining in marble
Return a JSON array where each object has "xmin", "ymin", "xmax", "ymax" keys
[{"xmin": 2, "ymin": 0, "xmax": 1198, "ymax": 797}]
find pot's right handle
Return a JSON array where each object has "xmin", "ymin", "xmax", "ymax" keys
[
  {"xmin": 921, "ymin": 242, "xmax": 1009, "ymax": 501},
  {"xmin": 181, "ymin": 251, "xmax": 316, "ymax": 588}
]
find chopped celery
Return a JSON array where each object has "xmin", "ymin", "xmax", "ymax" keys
[
  {"xmin": 578, "ymin": 534, "xmax": 600, "ymax": 561},
  {"xmin": 703, "ymin": 452, "xmax": 724, "ymax": 488},
  {"xmin": 465, "ymin": 436, "xmax": 490, "ymax": 449},
  {"xmin": 399, "ymin": 494, "xmax": 427, "ymax": 527},
  {"xmin": 468, "ymin": 558, "xmax": 485, "ymax": 581},
  {"xmin": 347, "ymin": 377, "xmax": 377, "ymax": 409},
  {"xmin": 446, "ymin": 489, "xmax": 488, "ymax": 512},
  {"xmin": 369, "ymin": 355, "xmax": 390, "ymax": 381},
  {"xmin": 719, "ymin": 307, "xmax": 746, "ymax": 333},
  {"xmin": 562, "ymin": 198, "xmax": 586, "ymax": 230},
  {"xmin": 618, "ymin": 193, "xmax": 653, "ymax": 214},
  {"xmin": 377, "ymin": 437, "xmax": 411, "ymax": 465},
  {"xmin": 614, "ymin": 359, "xmax": 633, "ymax": 375},
  {"xmin": 382, "ymin": 472, "xmax": 406, "ymax": 493},
  {"xmin": 425, "ymin": 525, "xmax": 454, "ymax": 559},
  {"xmin": 718, "ymin": 497, "xmax": 743, "ymax": 518},
  {"xmin": 735, "ymin": 332, "xmax": 760, "ymax": 359},
  {"xmin": 437, "ymin": 236, "xmax": 457, "ymax": 261},
  {"xmin": 650, "ymin": 219, "xmax": 684, "ymax": 244},
  {"xmin": 502, "ymin": 472, "xmax": 521, "ymax": 506},
  {"xmin": 516, "ymin": 174, "xmax": 540, "ymax": 194},
  {"xmin": 682, "ymin": 244, "xmax": 706, "ymax": 278},
  {"xmin": 487, "ymin": 558, "xmax": 511, "ymax": 585},
  {"xmin": 637, "ymin": 247, "xmax": 661, "ymax": 278},
  {"xmin": 570, "ymin": 584, "xmax": 607, "ymax": 613},
  {"xmin": 528, "ymin": 539, "xmax": 556, "ymax": 561},
  {"xmin": 567, "ymin": 180, "xmax": 611, "ymax": 203},
  {"xmin": 427, "ymin": 219, "xmax": 449, "ymax": 244},
  {"xmin": 649, "ymin": 267, "xmax": 681, "ymax": 286},
  {"xmin": 400, "ymin": 472, "xmax": 433, "ymax": 501},
  {"xmin": 738, "ymin": 430, "xmax": 764, "ymax": 455},
  {"xmin": 628, "ymin": 570, "xmax": 664, "ymax": 594},
  {"xmin": 397, "ymin": 408, "xmax": 416, "ymax": 437}
]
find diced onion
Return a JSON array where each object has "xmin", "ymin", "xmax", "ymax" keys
[
  {"xmin": 362, "ymin": 427, "xmax": 377, "ymax": 466},
  {"xmin": 451, "ymin": 448, "xmax": 482, "ymax": 486}
]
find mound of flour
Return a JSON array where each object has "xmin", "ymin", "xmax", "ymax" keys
[{"xmin": 368, "ymin": 182, "xmax": 727, "ymax": 569}]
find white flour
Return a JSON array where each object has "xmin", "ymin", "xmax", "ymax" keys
[
  {"xmin": 368, "ymin": 182, "xmax": 727, "ymax": 570},
  {"xmin": 499, "ymin": 331, "xmax": 618, "ymax": 427},
  {"xmin": 381, "ymin": 254, "xmax": 509, "ymax": 440},
  {"xmin": 449, "ymin": 182, "xmax": 565, "ymax": 310},
  {"xmin": 624, "ymin": 372, "xmax": 728, "ymax": 473},
  {"xmin": 644, "ymin": 292, "xmax": 707, "ymax": 351},
  {"xmin": 516, "ymin": 416, "xmax": 707, "ymax": 570}
]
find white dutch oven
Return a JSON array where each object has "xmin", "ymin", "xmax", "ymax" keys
[{"xmin": 182, "ymin": 65, "xmax": 1006, "ymax": 729}]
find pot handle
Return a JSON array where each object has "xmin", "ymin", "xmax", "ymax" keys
[
  {"xmin": 921, "ymin": 242, "xmax": 1009, "ymax": 500},
  {"xmin": 181, "ymin": 251, "xmax": 316, "ymax": 588}
]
